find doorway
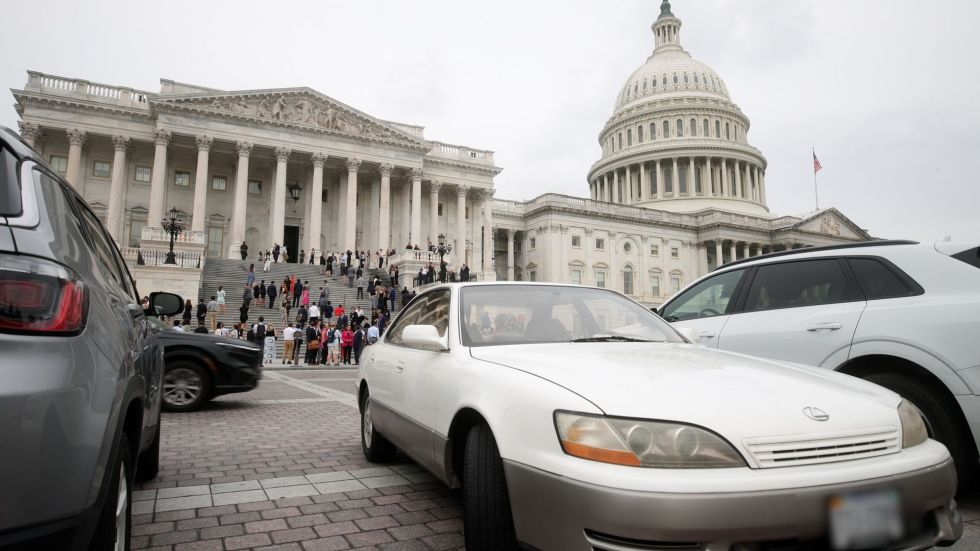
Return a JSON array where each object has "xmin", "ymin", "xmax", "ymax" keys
[{"xmin": 284, "ymin": 225, "xmax": 300, "ymax": 263}]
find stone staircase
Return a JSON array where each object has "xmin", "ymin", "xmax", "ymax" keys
[{"xmin": 198, "ymin": 259, "xmax": 403, "ymax": 360}]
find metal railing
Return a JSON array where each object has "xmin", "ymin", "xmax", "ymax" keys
[
  {"xmin": 140, "ymin": 227, "xmax": 207, "ymax": 245},
  {"xmin": 121, "ymin": 248, "xmax": 205, "ymax": 269}
]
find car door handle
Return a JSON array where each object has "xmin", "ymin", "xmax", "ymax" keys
[
  {"xmin": 395, "ymin": 361, "xmax": 405, "ymax": 374},
  {"xmin": 807, "ymin": 322, "xmax": 843, "ymax": 332},
  {"xmin": 698, "ymin": 331, "xmax": 717, "ymax": 338}
]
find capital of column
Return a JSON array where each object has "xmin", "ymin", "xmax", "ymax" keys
[
  {"xmin": 275, "ymin": 146, "xmax": 292, "ymax": 163},
  {"xmin": 456, "ymin": 184, "xmax": 470, "ymax": 197},
  {"xmin": 507, "ymin": 228, "xmax": 515, "ymax": 238},
  {"xmin": 430, "ymin": 181, "xmax": 442, "ymax": 194},
  {"xmin": 375, "ymin": 162, "xmax": 393, "ymax": 177},
  {"xmin": 410, "ymin": 167, "xmax": 423, "ymax": 180},
  {"xmin": 310, "ymin": 152, "xmax": 328, "ymax": 168},
  {"xmin": 111, "ymin": 135, "xmax": 130, "ymax": 152},
  {"xmin": 195, "ymin": 134, "xmax": 213, "ymax": 152},
  {"xmin": 236, "ymin": 141, "xmax": 253, "ymax": 157},
  {"xmin": 66, "ymin": 128, "xmax": 87, "ymax": 147},
  {"xmin": 346, "ymin": 157, "xmax": 362, "ymax": 172},
  {"xmin": 153, "ymin": 128, "xmax": 172, "ymax": 146},
  {"xmin": 18, "ymin": 121, "xmax": 41, "ymax": 141}
]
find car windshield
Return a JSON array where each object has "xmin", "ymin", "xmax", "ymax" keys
[{"xmin": 459, "ymin": 285, "xmax": 684, "ymax": 347}]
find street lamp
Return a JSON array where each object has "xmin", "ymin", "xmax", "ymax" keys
[
  {"xmin": 288, "ymin": 182, "xmax": 301, "ymax": 203},
  {"xmin": 436, "ymin": 233, "xmax": 452, "ymax": 282},
  {"xmin": 161, "ymin": 206, "xmax": 185, "ymax": 265}
]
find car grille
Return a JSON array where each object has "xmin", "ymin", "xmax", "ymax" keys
[{"xmin": 743, "ymin": 426, "xmax": 900, "ymax": 468}]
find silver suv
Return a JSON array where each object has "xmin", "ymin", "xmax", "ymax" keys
[
  {"xmin": 660, "ymin": 240, "xmax": 980, "ymax": 490},
  {"xmin": 0, "ymin": 127, "xmax": 182, "ymax": 550}
]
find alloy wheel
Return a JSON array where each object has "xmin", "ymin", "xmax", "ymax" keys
[
  {"xmin": 163, "ymin": 368, "xmax": 203, "ymax": 407},
  {"xmin": 362, "ymin": 399, "xmax": 373, "ymax": 448},
  {"xmin": 114, "ymin": 463, "xmax": 128, "ymax": 551}
]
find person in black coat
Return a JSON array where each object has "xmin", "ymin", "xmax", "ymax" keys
[
  {"xmin": 352, "ymin": 323, "xmax": 367, "ymax": 365},
  {"xmin": 196, "ymin": 298, "xmax": 207, "ymax": 325},
  {"xmin": 304, "ymin": 321, "xmax": 321, "ymax": 365},
  {"xmin": 293, "ymin": 279, "xmax": 304, "ymax": 307},
  {"xmin": 267, "ymin": 281, "xmax": 277, "ymax": 308}
]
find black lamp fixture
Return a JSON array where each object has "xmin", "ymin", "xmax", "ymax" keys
[
  {"xmin": 288, "ymin": 182, "xmax": 301, "ymax": 203},
  {"xmin": 161, "ymin": 206, "xmax": 185, "ymax": 265}
]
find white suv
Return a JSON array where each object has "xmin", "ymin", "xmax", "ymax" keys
[{"xmin": 660, "ymin": 240, "xmax": 980, "ymax": 488}]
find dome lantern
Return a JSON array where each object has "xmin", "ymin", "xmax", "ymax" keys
[{"xmin": 652, "ymin": 0, "xmax": 682, "ymax": 52}]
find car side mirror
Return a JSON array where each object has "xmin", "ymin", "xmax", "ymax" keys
[
  {"xmin": 676, "ymin": 326, "xmax": 700, "ymax": 344},
  {"xmin": 402, "ymin": 324, "xmax": 448, "ymax": 351},
  {"xmin": 147, "ymin": 292, "xmax": 183, "ymax": 317}
]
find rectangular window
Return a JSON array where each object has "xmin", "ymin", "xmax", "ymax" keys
[
  {"xmin": 49, "ymin": 155, "xmax": 68, "ymax": 174},
  {"xmin": 529, "ymin": 238, "xmax": 536, "ymax": 250},
  {"xmin": 206, "ymin": 226, "xmax": 224, "ymax": 258},
  {"xmin": 174, "ymin": 171, "xmax": 191, "ymax": 187},
  {"xmin": 571, "ymin": 236, "xmax": 581, "ymax": 247},
  {"xmin": 671, "ymin": 247, "xmax": 679, "ymax": 259},
  {"xmin": 248, "ymin": 179, "xmax": 262, "ymax": 195},
  {"xmin": 651, "ymin": 275, "xmax": 661, "ymax": 296},
  {"xmin": 670, "ymin": 276, "xmax": 681, "ymax": 294},
  {"xmin": 596, "ymin": 238, "xmax": 605, "ymax": 250},
  {"xmin": 847, "ymin": 257, "xmax": 921, "ymax": 299},
  {"xmin": 571, "ymin": 268, "xmax": 583, "ymax": 285},
  {"xmin": 93, "ymin": 160, "xmax": 111, "ymax": 178},
  {"xmin": 650, "ymin": 245, "xmax": 659, "ymax": 256},
  {"xmin": 211, "ymin": 175, "xmax": 227, "ymax": 191},
  {"xmin": 438, "ymin": 203, "xmax": 444, "ymax": 216},
  {"xmin": 595, "ymin": 271, "xmax": 606, "ymax": 288},
  {"xmin": 134, "ymin": 165, "xmax": 152, "ymax": 184}
]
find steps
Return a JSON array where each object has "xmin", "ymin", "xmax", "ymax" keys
[{"xmin": 195, "ymin": 259, "xmax": 404, "ymax": 361}]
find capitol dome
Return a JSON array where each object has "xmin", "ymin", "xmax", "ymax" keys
[{"xmin": 588, "ymin": 0, "xmax": 770, "ymax": 216}]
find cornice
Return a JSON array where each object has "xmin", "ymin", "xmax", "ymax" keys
[
  {"xmin": 588, "ymin": 143, "xmax": 767, "ymax": 179},
  {"xmin": 422, "ymin": 155, "xmax": 503, "ymax": 176},
  {"xmin": 14, "ymin": 91, "xmax": 155, "ymax": 125}
]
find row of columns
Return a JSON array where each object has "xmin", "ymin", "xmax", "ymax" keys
[
  {"xmin": 703, "ymin": 239, "xmax": 803, "ymax": 269},
  {"xmin": 591, "ymin": 157, "xmax": 766, "ymax": 205}
]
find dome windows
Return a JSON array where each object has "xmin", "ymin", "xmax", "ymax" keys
[
  {"xmin": 725, "ymin": 122, "xmax": 731, "ymax": 141},
  {"xmin": 662, "ymin": 74, "xmax": 667, "ymax": 86},
  {"xmin": 663, "ymin": 120, "xmax": 670, "ymax": 138},
  {"xmin": 693, "ymin": 74, "xmax": 699, "ymax": 84},
  {"xmin": 638, "ymin": 125, "xmax": 644, "ymax": 143},
  {"xmin": 690, "ymin": 118, "xmax": 697, "ymax": 137},
  {"xmin": 627, "ymin": 129, "xmax": 633, "ymax": 147},
  {"xmin": 650, "ymin": 123, "xmax": 656, "ymax": 140},
  {"xmin": 618, "ymin": 133, "xmax": 623, "ymax": 149},
  {"xmin": 673, "ymin": 73, "xmax": 679, "ymax": 85},
  {"xmin": 703, "ymin": 119, "xmax": 709, "ymax": 137},
  {"xmin": 642, "ymin": 79, "xmax": 647, "ymax": 90},
  {"xmin": 715, "ymin": 120, "xmax": 721, "ymax": 138},
  {"xmin": 683, "ymin": 73, "xmax": 689, "ymax": 84},
  {"xmin": 676, "ymin": 119, "xmax": 684, "ymax": 137}
]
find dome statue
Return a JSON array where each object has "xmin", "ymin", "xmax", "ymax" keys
[{"xmin": 587, "ymin": 0, "xmax": 770, "ymax": 216}]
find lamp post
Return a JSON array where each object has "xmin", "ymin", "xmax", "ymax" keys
[
  {"xmin": 436, "ymin": 233, "xmax": 452, "ymax": 283},
  {"xmin": 161, "ymin": 207, "xmax": 185, "ymax": 265}
]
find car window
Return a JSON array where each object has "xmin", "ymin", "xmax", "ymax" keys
[
  {"xmin": 71, "ymin": 192, "xmax": 127, "ymax": 290},
  {"xmin": 414, "ymin": 290, "xmax": 450, "ymax": 337},
  {"xmin": 847, "ymin": 257, "xmax": 919, "ymax": 299},
  {"xmin": 661, "ymin": 269, "xmax": 744, "ymax": 322},
  {"xmin": 952, "ymin": 247, "xmax": 980, "ymax": 270},
  {"xmin": 385, "ymin": 294, "xmax": 430, "ymax": 345},
  {"xmin": 743, "ymin": 259, "xmax": 862, "ymax": 312},
  {"xmin": 0, "ymin": 144, "xmax": 21, "ymax": 217}
]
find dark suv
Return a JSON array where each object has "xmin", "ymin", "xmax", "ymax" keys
[{"xmin": 0, "ymin": 127, "xmax": 182, "ymax": 550}]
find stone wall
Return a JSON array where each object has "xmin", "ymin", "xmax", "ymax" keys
[{"xmin": 131, "ymin": 265, "xmax": 202, "ymax": 303}]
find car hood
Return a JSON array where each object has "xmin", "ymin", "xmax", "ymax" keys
[
  {"xmin": 157, "ymin": 330, "xmax": 261, "ymax": 350},
  {"xmin": 469, "ymin": 343, "xmax": 901, "ymax": 441}
]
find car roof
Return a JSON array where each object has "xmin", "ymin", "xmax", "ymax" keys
[{"xmin": 713, "ymin": 240, "xmax": 920, "ymax": 272}]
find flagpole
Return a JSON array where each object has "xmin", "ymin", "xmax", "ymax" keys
[{"xmin": 813, "ymin": 147, "xmax": 819, "ymax": 211}]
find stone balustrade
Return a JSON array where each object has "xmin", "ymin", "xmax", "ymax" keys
[
  {"xmin": 427, "ymin": 140, "xmax": 495, "ymax": 166},
  {"xmin": 25, "ymin": 71, "xmax": 153, "ymax": 110}
]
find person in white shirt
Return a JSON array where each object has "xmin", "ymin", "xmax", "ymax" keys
[
  {"xmin": 283, "ymin": 324, "xmax": 296, "ymax": 365},
  {"xmin": 308, "ymin": 304, "xmax": 320, "ymax": 325},
  {"xmin": 366, "ymin": 323, "xmax": 380, "ymax": 344}
]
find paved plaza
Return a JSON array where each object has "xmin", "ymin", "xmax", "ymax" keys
[{"xmin": 133, "ymin": 369, "xmax": 980, "ymax": 551}]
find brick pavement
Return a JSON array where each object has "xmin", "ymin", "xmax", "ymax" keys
[
  {"xmin": 135, "ymin": 368, "xmax": 980, "ymax": 551},
  {"xmin": 133, "ymin": 369, "xmax": 464, "ymax": 551}
]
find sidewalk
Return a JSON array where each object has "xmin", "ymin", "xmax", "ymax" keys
[{"xmin": 259, "ymin": 360, "xmax": 360, "ymax": 371}]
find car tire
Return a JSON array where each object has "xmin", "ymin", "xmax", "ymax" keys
[
  {"xmin": 162, "ymin": 362, "xmax": 210, "ymax": 412},
  {"xmin": 360, "ymin": 392, "xmax": 397, "ymax": 462},
  {"xmin": 135, "ymin": 425, "xmax": 160, "ymax": 482},
  {"xmin": 866, "ymin": 373, "xmax": 978, "ymax": 489},
  {"xmin": 90, "ymin": 433, "xmax": 132, "ymax": 551},
  {"xmin": 462, "ymin": 424, "xmax": 519, "ymax": 551}
]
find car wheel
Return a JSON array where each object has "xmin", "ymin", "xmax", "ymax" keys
[
  {"xmin": 90, "ymin": 433, "xmax": 132, "ymax": 551},
  {"xmin": 462, "ymin": 424, "xmax": 518, "ymax": 551},
  {"xmin": 360, "ymin": 392, "xmax": 397, "ymax": 462},
  {"xmin": 162, "ymin": 362, "xmax": 210, "ymax": 412},
  {"xmin": 135, "ymin": 425, "xmax": 160, "ymax": 482},
  {"xmin": 866, "ymin": 373, "xmax": 978, "ymax": 489}
]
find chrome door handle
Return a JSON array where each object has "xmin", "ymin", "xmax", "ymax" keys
[
  {"xmin": 807, "ymin": 322, "xmax": 843, "ymax": 332},
  {"xmin": 699, "ymin": 332, "xmax": 717, "ymax": 338}
]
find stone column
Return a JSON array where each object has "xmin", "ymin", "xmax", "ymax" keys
[
  {"xmin": 409, "ymin": 168, "xmax": 422, "ymax": 247},
  {"xmin": 378, "ymin": 163, "xmax": 393, "ymax": 252},
  {"xmin": 228, "ymin": 141, "xmax": 252, "ymax": 258},
  {"xmin": 269, "ymin": 146, "xmax": 291, "ymax": 248},
  {"xmin": 715, "ymin": 240, "xmax": 723, "ymax": 267},
  {"xmin": 147, "ymin": 128, "xmax": 172, "ymax": 228},
  {"xmin": 472, "ymin": 192, "xmax": 483, "ymax": 270},
  {"xmin": 65, "ymin": 128, "xmax": 86, "ymax": 189},
  {"xmin": 730, "ymin": 241, "xmax": 738, "ymax": 262},
  {"xmin": 688, "ymin": 157, "xmax": 696, "ymax": 196},
  {"xmin": 640, "ymin": 162, "xmax": 650, "ymax": 200},
  {"xmin": 106, "ymin": 135, "xmax": 129, "ymax": 241},
  {"xmin": 656, "ymin": 160, "xmax": 663, "ymax": 199},
  {"xmin": 309, "ymin": 153, "xmax": 328, "ymax": 257},
  {"xmin": 721, "ymin": 158, "xmax": 729, "ymax": 197},
  {"xmin": 428, "ymin": 181, "xmax": 441, "ymax": 246},
  {"xmin": 190, "ymin": 135, "xmax": 213, "ymax": 233},
  {"xmin": 18, "ymin": 121, "xmax": 42, "ymax": 148},
  {"xmin": 672, "ymin": 158, "xmax": 679, "ymax": 197},
  {"xmin": 741, "ymin": 242, "xmax": 749, "ymax": 259},
  {"xmin": 400, "ymin": 177, "xmax": 411, "ymax": 249},
  {"xmin": 506, "ymin": 229, "xmax": 515, "ymax": 280},
  {"xmin": 344, "ymin": 157, "xmax": 361, "ymax": 251},
  {"xmin": 734, "ymin": 160, "xmax": 743, "ymax": 198},
  {"xmin": 456, "ymin": 185, "xmax": 469, "ymax": 252},
  {"xmin": 482, "ymin": 191, "xmax": 495, "ymax": 273},
  {"xmin": 612, "ymin": 169, "xmax": 620, "ymax": 203},
  {"xmin": 701, "ymin": 242, "xmax": 710, "ymax": 275}
]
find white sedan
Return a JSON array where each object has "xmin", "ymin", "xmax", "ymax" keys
[{"xmin": 356, "ymin": 283, "xmax": 962, "ymax": 551}]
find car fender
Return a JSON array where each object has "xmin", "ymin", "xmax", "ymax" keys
[{"xmin": 845, "ymin": 340, "xmax": 971, "ymax": 395}]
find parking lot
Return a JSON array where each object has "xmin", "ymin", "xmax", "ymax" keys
[{"xmin": 133, "ymin": 369, "xmax": 980, "ymax": 551}]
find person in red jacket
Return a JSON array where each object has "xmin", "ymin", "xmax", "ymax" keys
[{"xmin": 340, "ymin": 325, "xmax": 355, "ymax": 365}]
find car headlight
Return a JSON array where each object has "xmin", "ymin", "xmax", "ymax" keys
[
  {"xmin": 554, "ymin": 411, "xmax": 746, "ymax": 468},
  {"xmin": 898, "ymin": 399, "xmax": 928, "ymax": 448}
]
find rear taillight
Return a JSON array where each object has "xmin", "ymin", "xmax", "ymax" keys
[{"xmin": 0, "ymin": 255, "xmax": 88, "ymax": 335}]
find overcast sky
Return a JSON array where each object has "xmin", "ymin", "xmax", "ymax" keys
[{"xmin": 2, "ymin": 0, "xmax": 978, "ymax": 241}]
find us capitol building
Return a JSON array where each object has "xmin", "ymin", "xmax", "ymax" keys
[{"xmin": 10, "ymin": 0, "xmax": 870, "ymax": 305}]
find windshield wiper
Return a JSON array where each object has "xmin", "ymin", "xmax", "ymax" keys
[{"xmin": 570, "ymin": 336, "xmax": 656, "ymax": 343}]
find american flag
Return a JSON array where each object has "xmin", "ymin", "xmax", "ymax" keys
[{"xmin": 813, "ymin": 151, "xmax": 823, "ymax": 174}]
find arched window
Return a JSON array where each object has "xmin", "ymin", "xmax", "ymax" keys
[
  {"xmin": 649, "ymin": 123, "xmax": 656, "ymax": 140},
  {"xmin": 652, "ymin": 77, "xmax": 657, "ymax": 89},
  {"xmin": 690, "ymin": 118, "xmax": 697, "ymax": 137},
  {"xmin": 672, "ymin": 73, "xmax": 678, "ymax": 85},
  {"xmin": 683, "ymin": 73, "xmax": 689, "ymax": 84},
  {"xmin": 627, "ymin": 129, "xmax": 632, "ymax": 146},
  {"xmin": 676, "ymin": 119, "xmax": 684, "ymax": 137},
  {"xmin": 715, "ymin": 120, "xmax": 721, "ymax": 137},
  {"xmin": 642, "ymin": 79, "xmax": 647, "ymax": 90},
  {"xmin": 703, "ymin": 119, "xmax": 709, "ymax": 136},
  {"xmin": 663, "ymin": 120, "xmax": 670, "ymax": 138},
  {"xmin": 623, "ymin": 265, "xmax": 634, "ymax": 296},
  {"xmin": 634, "ymin": 83, "xmax": 639, "ymax": 95},
  {"xmin": 662, "ymin": 75, "xmax": 667, "ymax": 86},
  {"xmin": 637, "ymin": 125, "xmax": 644, "ymax": 142},
  {"xmin": 693, "ymin": 73, "xmax": 699, "ymax": 84},
  {"xmin": 725, "ymin": 122, "xmax": 731, "ymax": 140},
  {"xmin": 618, "ymin": 133, "xmax": 623, "ymax": 149}
]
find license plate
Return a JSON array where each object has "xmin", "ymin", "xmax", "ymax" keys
[{"xmin": 828, "ymin": 490, "xmax": 903, "ymax": 550}]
